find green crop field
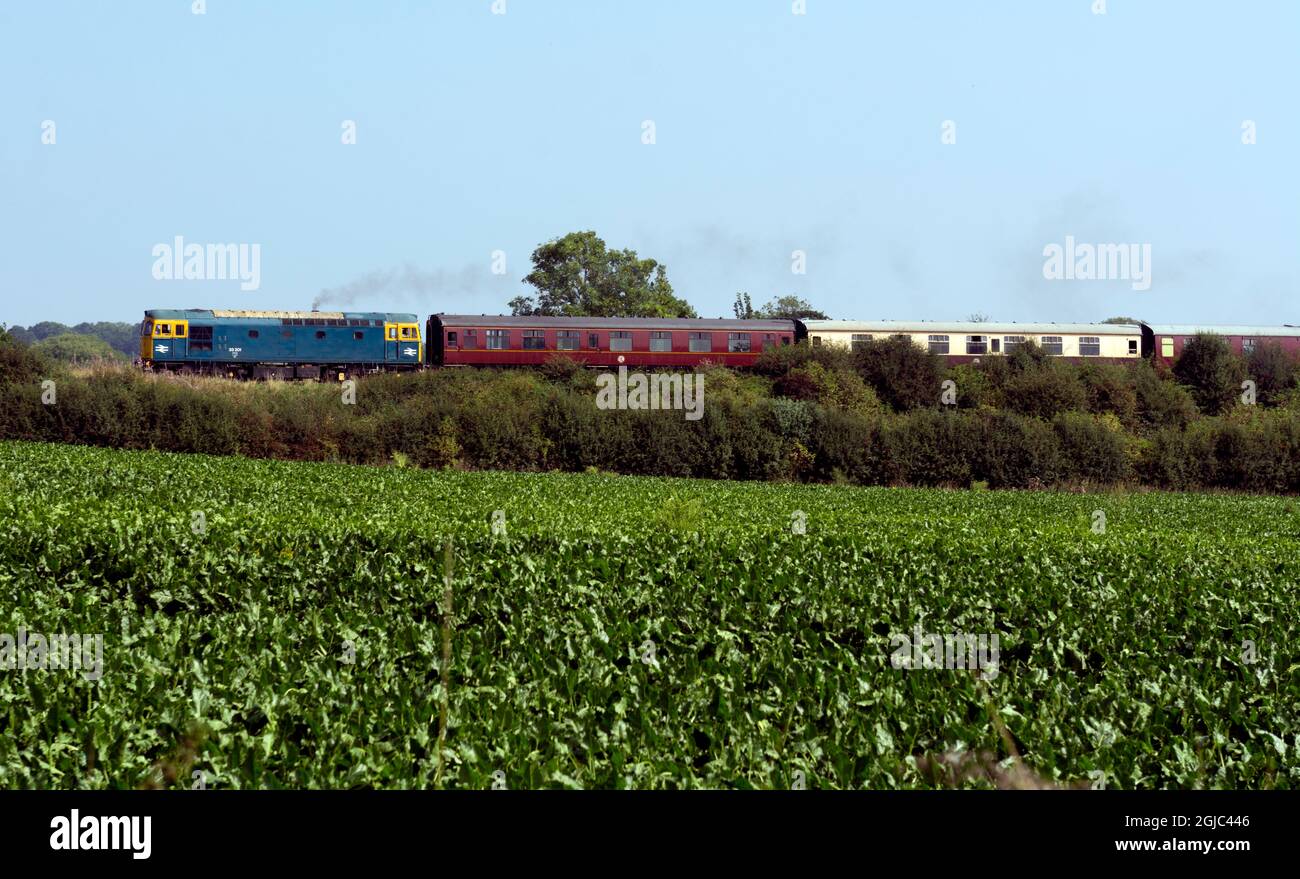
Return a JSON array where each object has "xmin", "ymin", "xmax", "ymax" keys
[{"xmin": 0, "ymin": 439, "xmax": 1295, "ymax": 789}]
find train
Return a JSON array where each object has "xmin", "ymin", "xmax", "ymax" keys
[{"xmin": 138, "ymin": 308, "xmax": 1300, "ymax": 378}]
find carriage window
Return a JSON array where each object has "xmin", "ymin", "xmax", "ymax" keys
[
  {"xmin": 1242, "ymin": 338, "xmax": 1257, "ymax": 355},
  {"xmin": 966, "ymin": 335, "xmax": 987, "ymax": 355},
  {"xmin": 486, "ymin": 329, "xmax": 508, "ymax": 350},
  {"xmin": 588, "ymin": 333, "xmax": 599, "ymax": 349},
  {"xmin": 763, "ymin": 333, "xmax": 776, "ymax": 351},
  {"xmin": 523, "ymin": 329, "xmax": 546, "ymax": 350},
  {"xmin": 689, "ymin": 332, "xmax": 712, "ymax": 353},
  {"xmin": 991, "ymin": 338, "xmax": 1000, "ymax": 353},
  {"xmin": 928, "ymin": 334, "xmax": 950, "ymax": 355},
  {"xmin": 1161, "ymin": 338, "xmax": 1174, "ymax": 357},
  {"xmin": 1003, "ymin": 335, "xmax": 1026, "ymax": 354},
  {"xmin": 781, "ymin": 336, "xmax": 790, "ymax": 345},
  {"xmin": 851, "ymin": 333, "xmax": 872, "ymax": 351},
  {"xmin": 557, "ymin": 330, "xmax": 580, "ymax": 351},
  {"xmin": 1041, "ymin": 336, "xmax": 1063, "ymax": 355},
  {"xmin": 610, "ymin": 331, "xmax": 633, "ymax": 352},
  {"xmin": 728, "ymin": 333, "xmax": 751, "ymax": 353},
  {"xmin": 1079, "ymin": 336, "xmax": 1101, "ymax": 356},
  {"xmin": 446, "ymin": 331, "xmax": 457, "ymax": 345},
  {"xmin": 1128, "ymin": 339, "xmax": 1138, "ymax": 355},
  {"xmin": 649, "ymin": 331, "xmax": 671, "ymax": 352},
  {"xmin": 463, "ymin": 329, "xmax": 477, "ymax": 350},
  {"xmin": 811, "ymin": 336, "xmax": 822, "ymax": 347}
]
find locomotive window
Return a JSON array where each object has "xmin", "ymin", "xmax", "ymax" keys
[
  {"xmin": 689, "ymin": 332, "xmax": 712, "ymax": 353},
  {"xmin": 1003, "ymin": 335, "xmax": 1026, "ymax": 354},
  {"xmin": 354, "ymin": 331, "xmax": 365, "ymax": 341},
  {"xmin": 486, "ymin": 329, "xmax": 508, "ymax": 350},
  {"xmin": 851, "ymin": 333, "xmax": 872, "ymax": 351},
  {"xmin": 966, "ymin": 335, "xmax": 987, "ymax": 355},
  {"xmin": 928, "ymin": 334, "xmax": 950, "ymax": 355},
  {"xmin": 293, "ymin": 319, "xmax": 305, "ymax": 326},
  {"xmin": 1041, "ymin": 336, "xmax": 1063, "ymax": 355},
  {"xmin": 387, "ymin": 327, "xmax": 398, "ymax": 340},
  {"xmin": 610, "ymin": 331, "xmax": 633, "ymax": 352},
  {"xmin": 316, "ymin": 331, "xmax": 326, "ymax": 339},
  {"xmin": 156, "ymin": 323, "xmax": 171, "ymax": 336},
  {"xmin": 248, "ymin": 330, "xmax": 259, "ymax": 339},
  {"xmin": 140, "ymin": 321, "xmax": 153, "ymax": 337},
  {"xmin": 727, "ymin": 333, "xmax": 751, "ymax": 353},
  {"xmin": 401, "ymin": 327, "xmax": 417, "ymax": 339},
  {"xmin": 649, "ymin": 331, "xmax": 671, "ymax": 353},
  {"xmin": 557, "ymin": 330, "xmax": 580, "ymax": 351},
  {"xmin": 1079, "ymin": 336, "xmax": 1101, "ymax": 356},
  {"xmin": 191, "ymin": 326, "xmax": 213, "ymax": 341},
  {"xmin": 523, "ymin": 329, "xmax": 546, "ymax": 350},
  {"xmin": 174, "ymin": 324, "xmax": 187, "ymax": 338},
  {"xmin": 588, "ymin": 333, "xmax": 599, "ymax": 349},
  {"xmin": 190, "ymin": 341, "xmax": 212, "ymax": 352},
  {"xmin": 282, "ymin": 330, "xmax": 293, "ymax": 339}
]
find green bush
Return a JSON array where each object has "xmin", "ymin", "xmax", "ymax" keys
[
  {"xmin": 853, "ymin": 336, "xmax": 943, "ymax": 411},
  {"xmin": 1173, "ymin": 332, "xmax": 1246, "ymax": 415}
]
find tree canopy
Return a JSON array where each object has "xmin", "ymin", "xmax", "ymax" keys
[
  {"xmin": 734, "ymin": 292, "xmax": 828, "ymax": 320},
  {"xmin": 32, "ymin": 332, "xmax": 126, "ymax": 364},
  {"xmin": 510, "ymin": 231, "xmax": 696, "ymax": 318}
]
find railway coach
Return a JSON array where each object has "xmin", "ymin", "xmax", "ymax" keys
[
  {"xmin": 1141, "ymin": 323, "xmax": 1300, "ymax": 364},
  {"xmin": 139, "ymin": 309, "xmax": 423, "ymax": 379},
  {"xmin": 426, "ymin": 314, "xmax": 807, "ymax": 368},
  {"xmin": 801, "ymin": 319, "xmax": 1143, "ymax": 363}
]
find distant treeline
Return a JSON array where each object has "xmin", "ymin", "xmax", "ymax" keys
[
  {"xmin": 4, "ymin": 321, "xmax": 136, "ymax": 360},
  {"xmin": 3, "ymin": 326, "xmax": 1300, "ymax": 493}
]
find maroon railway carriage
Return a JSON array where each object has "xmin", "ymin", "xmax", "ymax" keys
[
  {"xmin": 426, "ymin": 314, "xmax": 806, "ymax": 368},
  {"xmin": 1142, "ymin": 324, "xmax": 1300, "ymax": 365}
]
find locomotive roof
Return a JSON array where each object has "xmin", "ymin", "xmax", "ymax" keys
[
  {"xmin": 1146, "ymin": 324, "xmax": 1300, "ymax": 337},
  {"xmin": 433, "ymin": 314, "xmax": 799, "ymax": 331},
  {"xmin": 143, "ymin": 308, "xmax": 418, "ymax": 321},
  {"xmin": 803, "ymin": 320, "xmax": 1141, "ymax": 335}
]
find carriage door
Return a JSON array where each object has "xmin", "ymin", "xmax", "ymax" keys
[
  {"xmin": 172, "ymin": 320, "xmax": 188, "ymax": 357},
  {"xmin": 384, "ymin": 323, "xmax": 400, "ymax": 362}
]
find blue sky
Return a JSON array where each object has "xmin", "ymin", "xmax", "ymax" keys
[{"xmin": 1, "ymin": 0, "xmax": 1296, "ymax": 328}]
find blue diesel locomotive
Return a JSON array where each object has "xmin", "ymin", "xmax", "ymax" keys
[{"xmin": 139, "ymin": 309, "xmax": 423, "ymax": 380}]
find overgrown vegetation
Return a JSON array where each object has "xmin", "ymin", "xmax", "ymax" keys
[{"xmin": 2, "ymin": 327, "xmax": 1300, "ymax": 491}]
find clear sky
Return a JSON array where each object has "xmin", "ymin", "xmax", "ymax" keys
[{"xmin": 1, "ymin": 0, "xmax": 1296, "ymax": 328}]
